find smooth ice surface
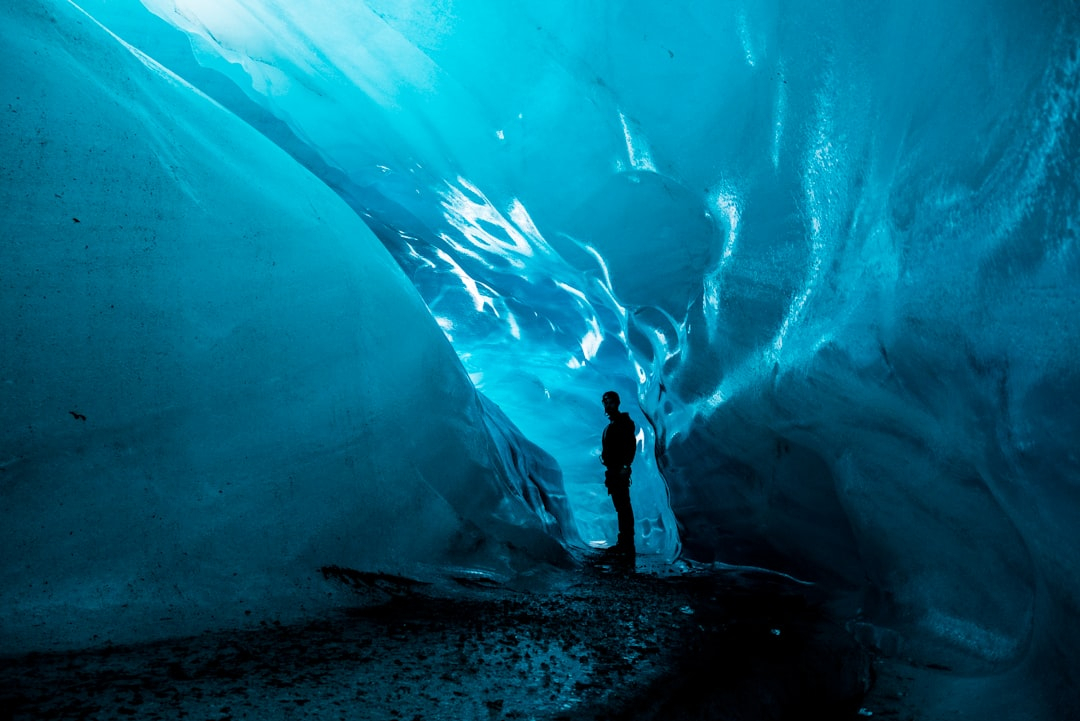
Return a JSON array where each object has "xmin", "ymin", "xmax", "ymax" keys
[
  {"xmin": 4, "ymin": 0, "xmax": 1080, "ymax": 717},
  {"xmin": 0, "ymin": 0, "xmax": 567, "ymax": 651},
  {"xmin": 94, "ymin": 0, "xmax": 685, "ymax": 558}
]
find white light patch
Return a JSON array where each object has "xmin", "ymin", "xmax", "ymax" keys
[
  {"xmin": 701, "ymin": 185, "xmax": 737, "ymax": 342},
  {"xmin": 712, "ymin": 187, "xmax": 742, "ymax": 264},
  {"xmin": 773, "ymin": 236, "xmax": 825, "ymax": 353},
  {"xmin": 580, "ymin": 317, "xmax": 602, "ymax": 361},
  {"xmin": 737, "ymin": 12, "xmax": 756, "ymax": 67},
  {"xmin": 652, "ymin": 326, "xmax": 670, "ymax": 355},
  {"xmin": 812, "ymin": 333, "xmax": 834, "ymax": 353},
  {"xmin": 507, "ymin": 199, "xmax": 550, "ymax": 253},
  {"xmin": 434, "ymin": 315, "xmax": 455, "ymax": 341},
  {"xmin": 577, "ymin": 244, "xmax": 625, "ymax": 316},
  {"xmin": 774, "ymin": 86, "xmax": 836, "ymax": 354},
  {"xmin": 703, "ymin": 384, "xmax": 727, "ymax": 411},
  {"xmin": 618, "ymin": 111, "xmax": 656, "ymax": 172},
  {"xmin": 921, "ymin": 608, "xmax": 1020, "ymax": 662},
  {"xmin": 555, "ymin": 281, "xmax": 588, "ymax": 303},
  {"xmin": 434, "ymin": 248, "xmax": 496, "ymax": 314},
  {"xmin": 701, "ymin": 267, "xmax": 728, "ymax": 345},
  {"xmin": 439, "ymin": 231, "xmax": 485, "ymax": 265},
  {"xmin": 773, "ymin": 65, "xmax": 788, "ymax": 170},
  {"xmin": 496, "ymin": 129, "xmax": 505, "ymax": 140},
  {"xmin": 440, "ymin": 178, "xmax": 537, "ymax": 263}
]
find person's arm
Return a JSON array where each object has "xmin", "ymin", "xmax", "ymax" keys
[{"xmin": 620, "ymin": 416, "xmax": 636, "ymax": 471}]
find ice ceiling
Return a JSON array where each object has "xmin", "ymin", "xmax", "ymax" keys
[{"xmin": 3, "ymin": 0, "xmax": 1080, "ymax": 716}]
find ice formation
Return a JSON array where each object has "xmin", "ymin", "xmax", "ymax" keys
[
  {"xmin": 1, "ymin": 0, "xmax": 567, "ymax": 651},
  {"xmin": 3, "ymin": 0, "xmax": 1080, "ymax": 717}
]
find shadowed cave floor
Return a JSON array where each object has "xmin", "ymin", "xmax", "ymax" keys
[{"xmin": 0, "ymin": 555, "xmax": 911, "ymax": 721}]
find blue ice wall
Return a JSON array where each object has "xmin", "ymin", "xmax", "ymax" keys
[
  {"xmin": 102, "ymin": 0, "xmax": 686, "ymax": 558},
  {"xmin": 4, "ymin": 0, "xmax": 1080, "ymax": 716},
  {"xmin": 117, "ymin": 0, "xmax": 1080, "ymax": 713},
  {"xmin": 0, "ymin": 0, "xmax": 568, "ymax": 651}
]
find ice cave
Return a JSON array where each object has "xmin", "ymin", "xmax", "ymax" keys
[{"xmin": 2, "ymin": 0, "xmax": 1079, "ymax": 718}]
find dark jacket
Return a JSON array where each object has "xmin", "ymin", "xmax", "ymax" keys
[{"xmin": 602, "ymin": 411, "xmax": 637, "ymax": 469}]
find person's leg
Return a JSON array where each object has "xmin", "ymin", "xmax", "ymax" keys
[{"xmin": 611, "ymin": 484, "xmax": 635, "ymax": 551}]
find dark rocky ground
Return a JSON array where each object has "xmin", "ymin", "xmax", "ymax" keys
[{"xmin": 0, "ymin": 554, "xmax": 902, "ymax": 721}]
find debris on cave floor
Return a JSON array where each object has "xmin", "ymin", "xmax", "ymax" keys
[{"xmin": 0, "ymin": 555, "xmax": 872, "ymax": 721}]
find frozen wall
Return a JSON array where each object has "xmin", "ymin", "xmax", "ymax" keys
[
  {"xmin": 105, "ymin": 0, "xmax": 685, "ymax": 558},
  {"xmin": 106, "ymin": 0, "xmax": 1080, "ymax": 715},
  {"xmin": 0, "ymin": 0, "xmax": 567, "ymax": 652},
  {"xmin": 4, "ymin": 0, "xmax": 1080, "ymax": 717}
]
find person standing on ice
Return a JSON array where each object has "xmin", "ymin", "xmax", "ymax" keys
[{"xmin": 601, "ymin": 391, "xmax": 636, "ymax": 556}]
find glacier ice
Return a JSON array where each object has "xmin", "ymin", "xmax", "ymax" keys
[
  {"xmin": 3, "ymin": 0, "xmax": 1080, "ymax": 717},
  {"xmin": 0, "ymin": 0, "xmax": 566, "ymax": 651}
]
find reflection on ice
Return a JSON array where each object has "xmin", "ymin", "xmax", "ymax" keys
[
  {"xmin": 617, "ymin": 110, "xmax": 657, "ymax": 172},
  {"xmin": 439, "ymin": 178, "xmax": 536, "ymax": 262}
]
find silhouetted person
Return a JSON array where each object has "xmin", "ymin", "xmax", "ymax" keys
[{"xmin": 601, "ymin": 390, "xmax": 636, "ymax": 555}]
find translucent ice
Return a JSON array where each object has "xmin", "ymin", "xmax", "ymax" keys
[
  {"xmin": 0, "ymin": 0, "xmax": 564, "ymax": 651},
  {"xmin": 4, "ymin": 0, "xmax": 1080, "ymax": 717}
]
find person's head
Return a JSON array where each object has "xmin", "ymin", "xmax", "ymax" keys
[{"xmin": 602, "ymin": 391, "xmax": 620, "ymax": 417}]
